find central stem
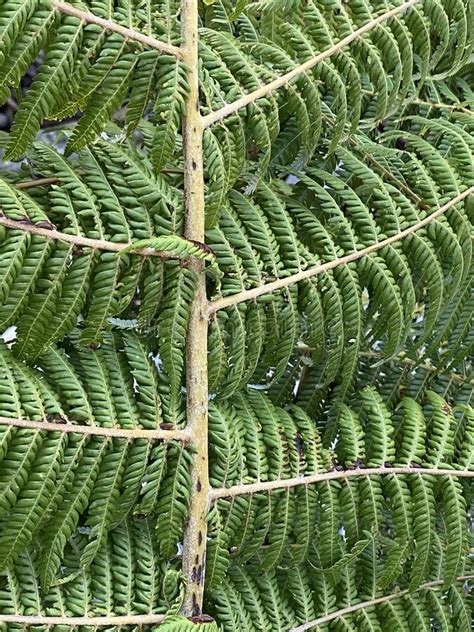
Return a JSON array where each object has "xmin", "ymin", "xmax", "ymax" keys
[{"xmin": 179, "ymin": 0, "xmax": 210, "ymax": 617}]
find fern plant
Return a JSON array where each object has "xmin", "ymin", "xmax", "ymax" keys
[{"xmin": 0, "ymin": 0, "xmax": 473, "ymax": 629}]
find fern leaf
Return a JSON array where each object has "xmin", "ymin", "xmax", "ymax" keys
[
  {"xmin": 126, "ymin": 50, "xmax": 160, "ymax": 132},
  {"xmin": 6, "ymin": 17, "xmax": 83, "ymax": 160},
  {"xmin": 155, "ymin": 442, "xmax": 192, "ymax": 558},
  {"xmin": 80, "ymin": 438, "xmax": 130, "ymax": 569},
  {"xmin": 157, "ymin": 262, "xmax": 197, "ymax": 408},
  {"xmin": 151, "ymin": 56, "xmax": 188, "ymax": 171},
  {"xmin": 67, "ymin": 51, "xmax": 138, "ymax": 154},
  {"xmin": 38, "ymin": 436, "xmax": 109, "ymax": 588}
]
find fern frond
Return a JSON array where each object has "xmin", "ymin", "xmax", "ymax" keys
[
  {"xmin": 157, "ymin": 262, "xmax": 197, "ymax": 408},
  {"xmin": 0, "ymin": 331, "xmax": 191, "ymax": 583},
  {"xmin": 0, "ymin": 0, "xmax": 472, "ymax": 627},
  {"xmin": 0, "ymin": 516, "xmax": 183, "ymax": 624},
  {"xmin": 208, "ymin": 565, "xmax": 473, "ymax": 632},
  {"xmin": 0, "ymin": 143, "xmax": 189, "ymax": 353},
  {"xmin": 0, "ymin": 0, "xmax": 185, "ymax": 159},
  {"xmin": 207, "ymin": 123, "xmax": 473, "ymax": 392}
]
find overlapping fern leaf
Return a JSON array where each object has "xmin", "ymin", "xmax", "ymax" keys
[
  {"xmin": 207, "ymin": 110, "xmax": 473, "ymax": 401},
  {"xmin": 0, "ymin": 0, "xmax": 187, "ymax": 162},
  {"xmin": 199, "ymin": 0, "xmax": 473, "ymax": 199},
  {"xmin": 0, "ymin": 332, "xmax": 191, "ymax": 586},
  {"xmin": 1, "ymin": 516, "xmax": 188, "ymax": 619},
  {"xmin": 0, "ymin": 0, "xmax": 472, "ymax": 629},
  {"xmin": 205, "ymin": 387, "xmax": 472, "ymax": 582}
]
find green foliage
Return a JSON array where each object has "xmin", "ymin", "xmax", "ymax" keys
[
  {"xmin": 205, "ymin": 388, "xmax": 472, "ymax": 589},
  {"xmin": 207, "ymin": 115, "xmax": 473, "ymax": 401},
  {"xmin": 0, "ymin": 142, "xmax": 183, "ymax": 356},
  {"xmin": 0, "ymin": 332, "xmax": 191, "ymax": 586},
  {"xmin": 208, "ymin": 569, "xmax": 471, "ymax": 632},
  {"xmin": 0, "ymin": 1, "xmax": 186, "ymax": 163},
  {"xmin": 119, "ymin": 234, "xmax": 221, "ymax": 280},
  {"xmin": 1, "ymin": 516, "xmax": 186, "ymax": 619},
  {"xmin": 151, "ymin": 56, "xmax": 189, "ymax": 171},
  {"xmin": 157, "ymin": 615, "xmax": 220, "ymax": 630},
  {"xmin": 0, "ymin": 0, "xmax": 472, "ymax": 629}
]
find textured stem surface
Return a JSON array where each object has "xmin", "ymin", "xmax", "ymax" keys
[
  {"xmin": 411, "ymin": 98, "xmax": 474, "ymax": 115},
  {"xmin": 51, "ymin": 0, "xmax": 182, "ymax": 57},
  {"xmin": 290, "ymin": 575, "xmax": 474, "ymax": 631},
  {"xmin": 210, "ymin": 467, "xmax": 474, "ymax": 500},
  {"xmin": 0, "ymin": 415, "xmax": 188, "ymax": 440},
  {"xmin": 358, "ymin": 352, "xmax": 474, "ymax": 385},
  {"xmin": 0, "ymin": 215, "xmax": 180, "ymax": 258},
  {"xmin": 209, "ymin": 187, "xmax": 474, "ymax": 313},
  {"xmin": 16, "ymin": 176, "xmax": 60, "ymax": 189},
  {"xmin": 179, "ymin": 0, "xmax": 210, "ymax": 618},
  {"xmin": 202, "ymin": 0, "xmax": 421, "ymax": 127}
]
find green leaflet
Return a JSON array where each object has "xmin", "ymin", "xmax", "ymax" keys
[
  {"xmin": 38, "ymin": 435, "xmax": 110, "ymax": 587},
  {"xmin": 204, "ymin": 127, "xmax": 235, "ymax": 229},
  {"xmin": 119, "ymin": 234, "xmax": 222, "ymax": 280},
  {"xmin": 159, "ymin": 616, "xmax": 220, "ymax": 630},
  {"xmin": 67, "ymin": 50, "xmax": 138, "ymax": 154},
  {"xmin": 409, "ymin": 474, "xmax": 436, "ymax": 591},
  {"xmin": 126, "ymin": 50, "xmax": 161, "ymax": 132},
  {"xmin": 157, "ymin": 261, "xmax": 197, "ymax": 408},
  {"xmin": 439, "ymin": 476, "xmax": 467, "ymax": 587},
  {"xmin": 155, "ymin": 442, "xmax": 193, "ymax": 558},
  {"xmin": 313, "ymin": 531, "xmax": 374, "ymax": 584},
  {"xmin": 0, "ymin": 5, "xmax": 54, "ymax": 104},
  {"xmin": 151, "ymin": 55, "xmax": 189, "ymax": 171},
  {"xmin": 79, "ymin": 437, "xmax": 131, "ymax": 569},
  {"xmin": 6, "ymin": 16, "xmax": 84, "ymax": 160}
]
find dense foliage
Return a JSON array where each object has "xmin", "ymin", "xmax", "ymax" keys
[{"xmin": 0, "ymin": 0, "xmax": 472, "ymax": 630}]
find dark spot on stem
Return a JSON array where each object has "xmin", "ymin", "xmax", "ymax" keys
[
  {"xmin": 36, "ymin": 220, "xmax": 56, "ymax": 230},
  {"xmin": 191, "ymin": 615, "xmax": 215, "ymax": 623},
  {"xmin": 192, "ymin": 593, "xmax": 200, "ymax": 617}
]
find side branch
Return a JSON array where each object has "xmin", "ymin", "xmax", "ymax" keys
[
  {"xmin": 201, "ymin": 0, "xmax": 421, "ymax": 127},
  {"xmin": 209, "ymin": 187, "xmax": 474, "ymax": 313},
  {"xmin": 50, "ymin": 0, "xmax": 183, "ymax": 58},
  {"xmin": 297, "ymin": 346, "xmax": 473, "ymax": 385},
  {"xmin": 16, "ymin": 177, "xmax": 60, "ymax": 189},
  {"xmin": 411, "ymin": 98, "xmax": 474, "ymax": 116},
  {"xmin": 210, "ymin": 466, "xmax": 474, "ymax": 501},
  {"xmin": 290, "ymin": 576, "xmax": 474, "ymax": 631},
  {"xmin": 0, "ymin": 415, "xmax": 188, "ymax": 441},
  {"xmin": 358, "ymin": 352, "xmax": 474, "ymax": 386},
  {"xmin": 0, "ymin": 215, "xmax": 183, "ymax": 259}
]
